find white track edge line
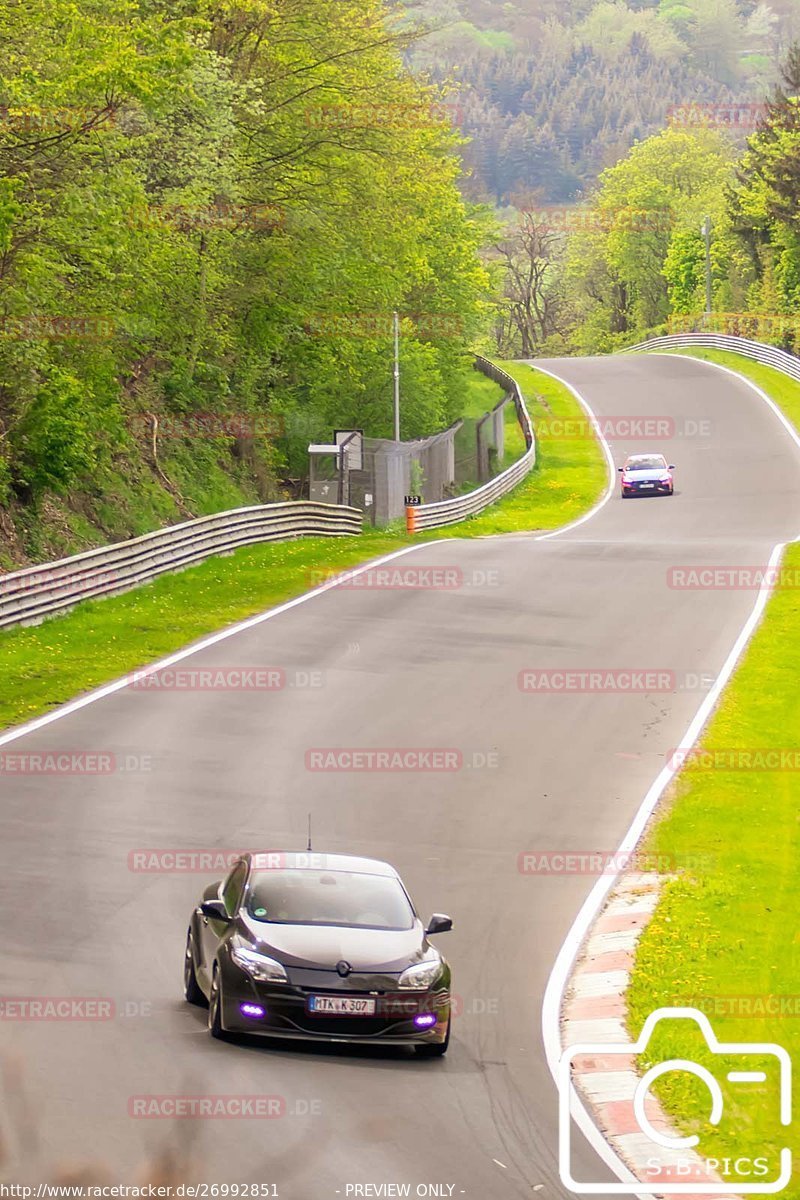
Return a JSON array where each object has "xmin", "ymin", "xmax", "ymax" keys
[
  {"xmin": 528, "ymin": 364, "xmax": 617, "ymax": 541},
  {"xmin": 0, "ymin": 360, "xmax": 609, "ymax": 748},
  {"xmin": 542, "ymin": 539, "xmax": 786, "ymax": 1198},
  {"xmin": 542, "ymin": 349, "xmax": 800, "ymax": 1197},
  {"xmin": 637, "ymin": 352, "xmax": 800, "ymax": 454},
  {"xmin": 4, "ymin": 353, "xmax": 792, "ymax": 1192},
  {"xmin": 0, "ymin": 540, "xmax": 450, "ymax": 748}
]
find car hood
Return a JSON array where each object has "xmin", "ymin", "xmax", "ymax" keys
[
  {"xmin": 240, "ymin": 914, "xmax": 428, "ymax": 972},
  {"xmin": 623, "ymin": 468, "xmax": 669, "ymax": 481}
]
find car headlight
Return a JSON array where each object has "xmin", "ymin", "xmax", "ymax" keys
[
  {"xmin": 398, "ymin": 958, "xmax": 442, "ymax": 990},
  {"xmin": 659, "ymin": 475, "xmax": 671, "ymax": 483},
  {"xmin": 231, "ymin": 945, "xmax": 288, "ymax": 984}
]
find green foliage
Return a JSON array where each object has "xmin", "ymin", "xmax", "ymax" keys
[
  {"xmin": 663, "ymin": 228, "xmax": 707, "ymax": 312},
  {"xmin": 15, "ymin": 370, "xmax": 100, "ymax": 497},
  {"xmin": 561, "ymin": 126, "xmax": 735, "ymax": 345},
  {"xmin": 405, "ymin": 0, "xmax": 789, "ymax": 204},
  {"xmin": 0, "ymin": 360, "xmax": 604, "ymax": 731},
  {"xmin": 0, "ymin": 0, "xmax": 493, "ymax": 545},
  {"xmin": 576, "ymin": 2, "xmax": 683, "ymax": 61},
  {"xmin": 0, "ymin": 450, "xmax": 11, "ymax": 506},
  {"xmin": 533, "ymin": 35, "xmax": 800, "ymax": 355}
]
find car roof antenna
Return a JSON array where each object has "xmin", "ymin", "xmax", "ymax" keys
[{"xmin": 307, "ymin": 813, "xmax": 313, "ymax": 853}]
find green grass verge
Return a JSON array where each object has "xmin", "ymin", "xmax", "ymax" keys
[
  {"xmin": 457, "ymin": 367, "xmax": 506, "ymax": 420},
  {"xmin": 627, "ymin": 346, "xmax": 800, "ymax": 1189},
  {"xmin": 0, "ymin": 360, "xmax": 606, "ymax": 731},
  {"xmin": 451, "ymin": 369, "xmax": 505, "ymax": 490},
  {"xmin": 433, "ymin": 361, "xmax": 606, "ymax": 538}
]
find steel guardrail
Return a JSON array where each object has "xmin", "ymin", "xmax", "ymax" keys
[
  {"xmin": 0, "ymin": 501, "xmax": 362, "ymax": 630},
  {"xmin": 410, "ymin": 357, "xmax": 536, "ymax": 531},
  {"xmin": 622, "ymin": 333, "xmax": 800, "ymax": 381}
]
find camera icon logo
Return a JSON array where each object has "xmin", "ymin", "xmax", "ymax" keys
[{"xmin": 558, "ymin": 1007, "xmax": 792, "ymax": 1194}]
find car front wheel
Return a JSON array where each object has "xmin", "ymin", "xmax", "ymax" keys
[
  {"xmin": 184, "ymin": 931, "xmax": 206, "ymax": 1007},
  {"xmin": 208, "ymin": 966, "xmax": 229, "ymax": 1040}
]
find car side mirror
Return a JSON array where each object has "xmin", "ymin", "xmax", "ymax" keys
[
  {"xmin": 618, "ymin": 467, "xmax": 624, "ymax": 473},
  {"xmin": 426, "ymin": 913, "xmax": 453, "ymax": 936},
  {"xmin": 201, "ymin": 899, "xmax": 232, "ymax": 923},
  {"xmin": 669, "ymin": 465, "xmax": 675, "ymax": 470}
]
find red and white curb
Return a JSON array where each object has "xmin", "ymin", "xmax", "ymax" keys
[{"xmin": 561, "ymin": 872, "xmax": 740, "ymax": 1199}]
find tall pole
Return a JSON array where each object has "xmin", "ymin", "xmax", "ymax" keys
[
  {"xmin": 393, "ymin": 310, "xmax": 400, "ymax": 442},
  {"xmin": 702, "ymin": 216, "xmax": 713, "ymax": 315}
]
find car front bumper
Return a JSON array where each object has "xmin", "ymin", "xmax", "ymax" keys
[
  {"xmin": 622, "ymin": 481, "xmax": 672, "ymax": 495},
  {"xmin": 219, "ymin": 976, "xmax": 451, "ymax": 1045}
]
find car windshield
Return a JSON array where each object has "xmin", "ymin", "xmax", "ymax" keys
[
  {"xmin": 625, "ymin": 457, "xmax": 666, "ymax": 471},
  {"xmin": 245, "ymin": 869, "xmax": 416, "ymax": 930}
]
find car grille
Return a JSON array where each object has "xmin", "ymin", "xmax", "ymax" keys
[{"xmin": 294, "ymin": 1014, "xmax": 410, "ymax": 1036}]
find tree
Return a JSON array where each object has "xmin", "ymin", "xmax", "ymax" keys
[
  {"xmin": 564, "ymin": 125, "xmax": 734, "ymax": 344},
  {"xmin": 494, "ymin": 212, "xmax": 567, "ymax": 355},
  {"xmin": 0, "ymin": 0, "xmax": 494, "ymax": 513},
  {"xmin": 686, "ymin": 0, "xmax": 748, "ymax": 84},
  {"xmin": 728, "ymin": 41, "xmax": 800, "ymax": 327}
]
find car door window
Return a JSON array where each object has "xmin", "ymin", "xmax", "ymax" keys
[{"xmin": 221, "ymin": 861, "xmax": 247, "ymax": 916}]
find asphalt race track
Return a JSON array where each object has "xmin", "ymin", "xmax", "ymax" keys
[{"xmin": 2, "ymin": 353, "xmax": 799, "ymax": 1198}]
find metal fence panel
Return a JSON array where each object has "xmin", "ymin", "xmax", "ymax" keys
[{"xmin": 411, "ymin": 357, "xmax": 536, "ymax": 530}]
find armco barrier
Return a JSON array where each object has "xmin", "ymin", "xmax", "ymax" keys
[
  {"xmin": 409, "ymin": 357, "xmax": 536, "ymax": 531},
  {"xmin": 623, "ymin": 333, "xmax": 800, "ymax": 381},
  {"xmin": 0, "ymin": 501, "xmax": 361, "ymax": 630}
]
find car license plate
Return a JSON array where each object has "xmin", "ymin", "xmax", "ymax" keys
[
  {"xmin": 640, "ymin": 483, "xmax": 654, "ymax": 489},
  {"xmin": 308, "ymin": 995, "xmax": 376, "ymax": 1016}
]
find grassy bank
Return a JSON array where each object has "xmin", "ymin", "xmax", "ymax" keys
[
  {"xmin": 627, "ymin": 346, "xmax": 800, "ymax": 1185},
  {"xmin": 0, "ymin": 360, "xmax": 607, "ymax": 731},
  {"xmin": 0, "ymin": 364, "xmax": 505, "ymax": 573}
]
